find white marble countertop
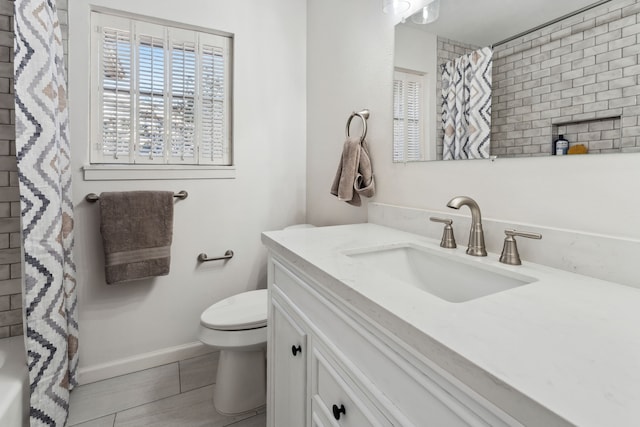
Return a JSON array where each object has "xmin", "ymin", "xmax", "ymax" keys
[{"xmin": 262, "ymin": 223, "xmax": 640, "ymax": 427}]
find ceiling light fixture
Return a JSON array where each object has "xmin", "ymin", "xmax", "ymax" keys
[
  {"xmin": 410, "ymin": 0, "xmax": 440, "ymax": 24},
  {"xmin": 382, "ymin": 0, "xmax": 412, "ymax": 15}
]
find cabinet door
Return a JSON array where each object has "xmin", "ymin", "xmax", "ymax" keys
[{"xmin": 270, "ymin": 299, "xmax": 308, "ymax": 427}]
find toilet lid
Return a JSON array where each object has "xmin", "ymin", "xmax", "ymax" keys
[{"xmin": 201, "ymin": 289, "xmax": 268, "ymax": 331}]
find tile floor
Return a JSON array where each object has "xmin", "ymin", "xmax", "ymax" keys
[{"xmin": 67, "ymin": 352, "xmax": 265, "ymax": 427}]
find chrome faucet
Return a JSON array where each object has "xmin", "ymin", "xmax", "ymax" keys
[{"xmin": 446, "ymin": 196, "xmax": 487, "ymax": 257}]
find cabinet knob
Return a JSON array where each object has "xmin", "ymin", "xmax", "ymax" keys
[
  {"xmin": 332, "ymin": 404, "xmax": 346, "ymax": 420},
  {"xmin": 291, "ymin": 345, "xmax": 302, "ymax": 356}
]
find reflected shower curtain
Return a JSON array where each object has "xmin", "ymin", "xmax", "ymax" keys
[
  {"xmin": 441, "ymin": 46, "xmax": 493, "ymax": 160},
  {"xmin": 14, "ymin": 0, "xmax": 78, "ymax": 425}
]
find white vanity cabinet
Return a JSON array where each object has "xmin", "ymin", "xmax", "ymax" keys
[{"xmin": 266, "ymin": 255, "xmax": 521, "ymax": 427}]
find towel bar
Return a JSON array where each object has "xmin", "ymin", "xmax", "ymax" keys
[
  {"xmin": 198, "ymin": 250, "xmax": 234, "ymax": 263},
  {"xmin": 345, "ymin": 109, "xmax": 370, "ymax": 143},
  {"xmin": 85, "ymin": 191, "xmax": 188, "ymax": 203}
]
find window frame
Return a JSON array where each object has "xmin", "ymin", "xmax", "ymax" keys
[{"xmin": 88, "ymin": 9, "xmax": 234, "ymax": 179}]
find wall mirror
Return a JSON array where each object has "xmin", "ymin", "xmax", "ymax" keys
[{"xmin": 391, "ymin": 0, "xmax": 640, "ymax": 162}]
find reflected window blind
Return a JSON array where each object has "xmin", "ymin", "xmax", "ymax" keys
[
  {"xmin": 393, "ymin": 70, "xmax": 425, "ymax": 162},
  {"xmin": 92, "ymin": 12, "xmax": 232, "ymax": 166},
  {"xmin": 406, "ymin": 80, "xmax": 422, "ymax": 161},
  {"xmin": 393, "ymin": 78, "xmax": 405, "ymax": 162}
]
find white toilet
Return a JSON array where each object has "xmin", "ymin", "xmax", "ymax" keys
[
  {"xmin": 198, "ymin": 289, "xmax": 268, "ymax": 415},
  {"xmin": 198, "ymin": 224, "xmax": 315, "ymax": 415}
]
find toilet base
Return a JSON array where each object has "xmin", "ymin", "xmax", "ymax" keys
[
  {"xmin": 214, "ymin": 349, "xmax": 266, "ymax": 415},
  {"xmin": 215, "ymin": 404, "xmax": 266, "ymax": 418}
]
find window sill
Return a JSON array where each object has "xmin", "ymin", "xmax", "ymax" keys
[{"xmin": 83, "ymin": 164, "xmax": 236, "ymax": 181}]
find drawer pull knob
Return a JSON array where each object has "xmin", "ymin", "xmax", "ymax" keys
[
  {"xmin": 291, "ymin": 345, "xmax": 302, "ymax": 356},
  {"xmin": 332, "ymin": 404, "xmax": 346, "ymax": 420}
]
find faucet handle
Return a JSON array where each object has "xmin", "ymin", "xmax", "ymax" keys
[
  {"xmin": 429, "ymin": 217, "xmax": 456, "ymax": 249},
  {"xmin": 499, "ymin": 229, "xmax": 542, "ymax": 265}
]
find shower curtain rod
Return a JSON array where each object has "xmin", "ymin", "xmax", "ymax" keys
[{"xmin": 491, "ymin": 0, "xmax": 612, "ymax": 48}]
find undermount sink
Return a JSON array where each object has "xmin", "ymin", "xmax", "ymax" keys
[{"xmin": 345, "ymin": 244, "xmax": 537, "ymax": 303}]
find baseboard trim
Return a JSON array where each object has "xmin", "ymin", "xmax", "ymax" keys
[{"xmin": 77, "ymin": 341, "xmax": 213, "ymax": 385}]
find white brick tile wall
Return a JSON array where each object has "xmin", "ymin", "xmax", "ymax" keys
[
  {"xmin": 491, "ymin": 0, "xmax": 640, "ymax": 157},
  {"xmin": 0, "ymin": 0, "xmax": 68, "ymax": 339}
]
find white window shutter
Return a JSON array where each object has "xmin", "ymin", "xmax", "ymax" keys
[
  {"xmin": 135, "ymin": 22, "xmax": 166, "ymax": 163},
  {"xmin": 199, "ymin": 33, "xmax": 231, "ymax": 165},
  {"xmin": 168, "ymin": 28, "xmax": 197, "ymax": 162},
  {"xmin": 90, "ymin": 12, "xmax": 233, "ymax": 167},
  {"xmin": 93, "ymin": 14, "xmax": 134, "ymax": 163}
]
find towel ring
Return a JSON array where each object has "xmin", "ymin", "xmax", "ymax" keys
[{"xmin": 345, "ymin": 109, "xmax": 370, "ymax": 143}]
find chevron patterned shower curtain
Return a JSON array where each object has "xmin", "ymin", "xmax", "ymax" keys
[
  {"xmin": 14, "ymin": 0, "xmax": 78, "ymax": 425},
  {"xmin": 441, "ymin": 46, "xmax": 493, "ymax": 160}
]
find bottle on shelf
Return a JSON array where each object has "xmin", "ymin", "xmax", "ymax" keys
[{"xmin": 554, "ymin": 134, "xmax": 569, "ymax": 156}]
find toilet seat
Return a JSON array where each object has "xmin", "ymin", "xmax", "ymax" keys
[
  {"xmin": 198, "ymin": 324, "xmax": 266, "ymax": 350},
  {"xmin": 201, "ymin": 289, "xmax": 267, "ymax": 331}
]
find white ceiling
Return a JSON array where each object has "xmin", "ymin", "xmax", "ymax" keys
[{"xmin": 401, "ymin": 0, "xmax": 611, "ymax": 46}]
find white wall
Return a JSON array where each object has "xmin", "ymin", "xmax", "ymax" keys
[
  {"xmin": 394, "ymin": 25, "xmax": 437, "ymax": 159},
  {"xmin": 69, "ymin": 0, "xmax": 306, "ymax": 378},
  {"xmin": 307, "ymin": 0, "xmax": 394, "ymax": 225},
  {"xmin": 307, "ymin": 0, "xmax": 640, "ymax": 241}
]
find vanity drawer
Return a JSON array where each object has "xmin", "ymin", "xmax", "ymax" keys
[
  {"xmin": 311, "ymin": 344, "xmax": 391, "ymax": 427},
  {"xmin": 311, "ymin": 405, "xmax": 334, "ymax": 427},
  {"xmin": 271, "ymin": 258, "xmax": 520, "ymax": 427}
]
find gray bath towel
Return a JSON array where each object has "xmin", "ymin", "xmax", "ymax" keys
[
  {"xmin": 99, "ymin": 191, "xmax": 174, "ymax": 284},
  {"xmin": 330, "ymin": 137, "xmax": 375, "ymax": 206}
]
